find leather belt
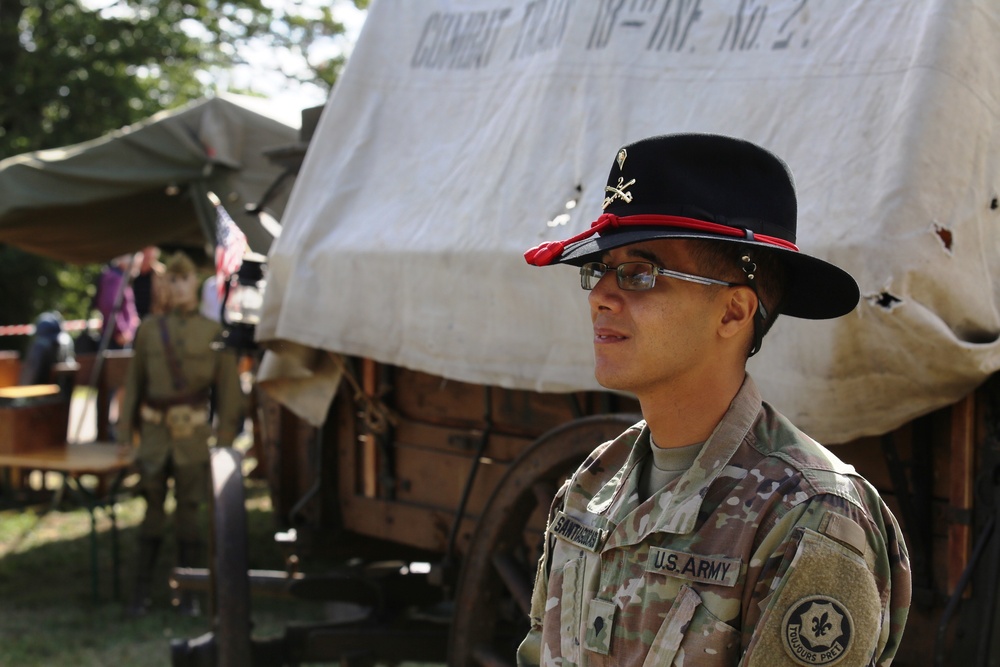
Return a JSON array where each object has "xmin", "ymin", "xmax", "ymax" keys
[
  {"xmin": 143, "ymin": 389, "xmax": 210, "ymax": 409},
  {"xmin": 141, "ymin": 403, "xmax": 209, "ymax": 439}
]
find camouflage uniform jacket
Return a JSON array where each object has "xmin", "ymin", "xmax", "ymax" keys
[
  {"xmin": 517, "ymin": 376, "xmax": 910, "ymax": 667},
  {"xmin": 119, "ymin": 310, "xmax": 244, "ymax": 470}
]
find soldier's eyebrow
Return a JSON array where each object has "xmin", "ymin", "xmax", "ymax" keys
[
  {"xmin": 626, "ymin": 247, "xmax": 665, "ymax": 267},
  {"xmin": 601, "ymin": 247, "xmax": 666, "ymax": 267}
]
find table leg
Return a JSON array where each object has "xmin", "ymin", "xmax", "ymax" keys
[
  {"xmin": 88, "ymin": 500, "xmax": 99, "ymax": 603},
  {"xmin": 63, "ymin": 474, "xmax": 101, "ymax": 604},
  {"xmin": 109, "ymin": 480, "xmax": 121, "ymax": 600}
]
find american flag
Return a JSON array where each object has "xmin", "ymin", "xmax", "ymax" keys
[{"xmin": 215, "ymin": 202, "xmax": 247, "ymax": 298}]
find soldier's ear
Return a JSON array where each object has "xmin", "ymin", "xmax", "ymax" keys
[{"xmin": 718, "ymin": 286, "xmax": 756, "ymax": 343}]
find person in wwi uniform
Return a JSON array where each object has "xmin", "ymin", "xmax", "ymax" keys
[{"xmin": 119, "ymin": 252, "xmax": 243, "ymax": 617}]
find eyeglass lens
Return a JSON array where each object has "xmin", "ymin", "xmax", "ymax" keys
[{"xmin": 580, "ymin": 262, "xmax": 657, "ymax": 291}]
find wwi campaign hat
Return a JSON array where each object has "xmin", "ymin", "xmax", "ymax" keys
[
  {"xmin": 524, "ymin": 133, "xmax": 860, "ymax": 320},
  {"xmin": 165, "ymin": 251, "xmax": 197, "ymax": 277}
]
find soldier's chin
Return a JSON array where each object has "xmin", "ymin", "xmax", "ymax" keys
[{"xmin": 593, "ymin": 368, "xmax": 633, "ymax": 395}]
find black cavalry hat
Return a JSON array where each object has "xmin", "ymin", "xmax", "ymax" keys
[{"xmin": 524, "ymin": 133, "xmax": 860, "ymax": 320}]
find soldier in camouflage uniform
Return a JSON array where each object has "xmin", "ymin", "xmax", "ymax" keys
[
  {"xmin": 119, "ymin": 252, "xmax": 244, "ymax": 616},
  {"xmin": 520, "ymin": 134, "xmax": 910, "ymax": 666}
]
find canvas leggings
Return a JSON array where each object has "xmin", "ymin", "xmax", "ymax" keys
[{"xmin": 139, "ymin": 455, "xmax": 209, "ymax": 543}]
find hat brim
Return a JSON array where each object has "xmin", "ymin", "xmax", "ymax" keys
[{"xmin": 554, "ymin": 228, "xmax": 860, "ymax": 320}]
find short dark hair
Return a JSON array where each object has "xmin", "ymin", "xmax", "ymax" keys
[{"xmin": 687, "ymin": 239, "xmax": 788, "ymax": 353}]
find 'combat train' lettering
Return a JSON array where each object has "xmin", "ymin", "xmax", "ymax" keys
[
  {"xmin": 510, "ymin": 0, "xmax": 575, "ymax": 60},
  {"xmin": 412, "ymin": 9, "xmax": 513, "ymax": 70}
]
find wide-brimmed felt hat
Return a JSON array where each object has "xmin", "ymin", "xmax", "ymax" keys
[
  {"xmin": 524, "ymin": 133, "xmax": 860, "ymax": 320},
  {"xmin": 165, "ymin": 251, "xmax": 197, "ymax": 277}
]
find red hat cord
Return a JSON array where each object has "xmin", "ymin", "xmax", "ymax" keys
[{"xmin": 524, "ymin": 213, "xmax": 799, "ymax": 266}]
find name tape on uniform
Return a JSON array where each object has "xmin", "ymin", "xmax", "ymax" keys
[
  {"xmin": 551, "ymin": 510, "xmax": 607, "ymax": 552},
  {"xmin": 646, "ymin": 547, "xmax": 741, "ymax": 587}
]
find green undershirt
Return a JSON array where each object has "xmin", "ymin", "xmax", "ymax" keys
[{"xmin": 638, "ymin": 437, "xmax": 704, "ymax": 501}]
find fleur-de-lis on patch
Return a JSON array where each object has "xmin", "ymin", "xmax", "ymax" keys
[
  {"xmin": 811, "ymin": 612, "xmax": 833, "ymax": 637},
  {"xmin": 798, "ymin": 601, "xmax": 845, "ymax": 648}
]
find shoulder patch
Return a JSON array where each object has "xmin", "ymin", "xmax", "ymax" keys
[
  {"xmin": 744, "ymin": 529, "xmax": 881, "ymax": 667},
  {"xmin": 782, "ymin": 595, "xmax": 854, "ymax": 666}
]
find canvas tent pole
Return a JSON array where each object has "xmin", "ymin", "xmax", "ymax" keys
[
  {"xmin": 245, "ymin": 167, "xmax": 295, "ymax": 215},
  {"xmin": 190, "ymin": 180, "xmax": 220, "ymax": 246},
  {"xmin": 72, "ymin": 253, "xmax": 136, "ymax": 443}
]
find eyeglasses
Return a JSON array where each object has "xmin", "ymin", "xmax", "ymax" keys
[{"xmin": 580, "ymin": 261, "xmax": 741, "ymax": 291}]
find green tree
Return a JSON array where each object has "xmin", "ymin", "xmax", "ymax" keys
[{"xmin": 0, "ymin": 0, "xmax": 366, "ymax": 352}]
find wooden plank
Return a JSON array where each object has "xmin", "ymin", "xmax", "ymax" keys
[
  {"xmin": 394, "ymin": 419, "xmax": 534, "ymax": 463},
  {"xmin": 340, "ymin": 494, "xmax": 478, "ymax": 555},
  {"xmin": 834, "ymin": 413, "xmax": 950, "ymax": 501},
  {"xmin": 0, "ymin": 384, "xmax": 59, "ymax": 401},
  {"xmin": 948, "ymin": 393, "xmax": 975, "ymax": 596},
  {"xmin": 338, "ymin": 387, "xmax": 359, "ymax": 501},
  {"xmin": 0, "ymin": 442, "xmax": 130, "ymax": 474},
  {"xmin": 393, "ymin": 443, "xmax": 509, "ymax": 516},
  {"xmin": 832, "ymin": 436, "xmax": 893, "ymax": 491},
  {"xmin": 361, "ymin": 358, "xmax": 379, "ymax": 498},
  {"xmin": 0, "ymin": 399, "xmax": 70, "ymax": 454},
  {"xmin": 340, "ymin": 488, "xmax": 548, "ymax": 558},
  {"xmin": 391, "ymin": 367, "xmax": 585, "ymax": 438},
  {"xmin": 392, "ymin": 368, "xmax": 484, "ymax": 427},
  {"xmin": 0, "ymin": 352, "xmax": 19, "ymax": 388},
  {"xmin": 490, "ymin": 388, "xmax": 584, "ymax": 438}
]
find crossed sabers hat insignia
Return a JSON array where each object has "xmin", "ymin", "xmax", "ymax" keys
[{"xmin": 603, "ymin": 176, "xmax": 635, "ymax": 210}]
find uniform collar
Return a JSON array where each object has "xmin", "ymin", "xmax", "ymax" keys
[{"xmin": 595, "ymin": 375, "xmax": 763, "ymax": 548}]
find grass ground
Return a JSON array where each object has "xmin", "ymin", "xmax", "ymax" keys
[
  {"xmin": 0, "ymin": 388, "xmax": 445, "ymax": 666},
  {"xmin": 0, "ymin": 474, "xmax": 325, "ymax": 666},
  {"xmin": 0, "ymin": 471, "xmax": 442, "ymax": 666}
]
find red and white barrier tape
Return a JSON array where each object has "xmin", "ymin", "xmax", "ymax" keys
[{"xmin": 0, "ymin": 318, "xmax": 102, "ymax": 337}]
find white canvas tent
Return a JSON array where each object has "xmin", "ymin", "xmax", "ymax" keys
[{"xmin": 258, "ymin": 0, "xmax": 1000, "ymax": 445}]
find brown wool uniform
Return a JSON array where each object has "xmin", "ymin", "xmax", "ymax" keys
[
  {"xmin": 518, "ymin": 377, "xmax": 910, "ymax": 667},
  {"xmin": 119, "ymin": 310, "xmax": 243, "ymax": 541}
]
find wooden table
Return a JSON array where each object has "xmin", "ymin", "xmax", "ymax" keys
[{"xmin": 0, "ymin": 443, "xmax": 134, "ymax": 602}]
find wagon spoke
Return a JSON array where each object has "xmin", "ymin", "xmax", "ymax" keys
[
  {"xmin": 492, "ymin": 551, "xmax": 532, "ymax": 617},
  {"xmin": 449, "ymin": 414, "xmax": 641, "ymax": 667},
  {"xmin": 532, "ymin": 481, "xmax": 557, "ymax": 510}
]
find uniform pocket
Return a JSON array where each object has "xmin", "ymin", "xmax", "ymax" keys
[
  {"xmin": 643, "ymin": 585, "xmax": 740, "ymax": 667},
  {"xmin": 559, "ymin": 556, "xmax": 585, "ymax": 665},
  {"xmin": 677, "ymin": 598, "xmax": 741, "ymax": 665},
  {"xmin": 183, "ymin": 349, "xmax": 216, "ymax": 387}
]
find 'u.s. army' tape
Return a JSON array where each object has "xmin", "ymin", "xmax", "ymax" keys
[{"xmin": 646, "ymin": 547, "xmax": 742, "ymax": 587}]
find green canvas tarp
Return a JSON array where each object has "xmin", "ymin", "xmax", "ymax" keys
[{"xmin": 0, "ymin": 95, "xmax": 300, "ymax": 264}]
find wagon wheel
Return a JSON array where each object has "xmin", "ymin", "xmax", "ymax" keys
[
  {"xmin": 449, "ymin": 413, "xmax": 640, "ymax": 666},
  {"xmin": 209, "ymin": 446, "xmax": 253, "ymax": 667}
]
